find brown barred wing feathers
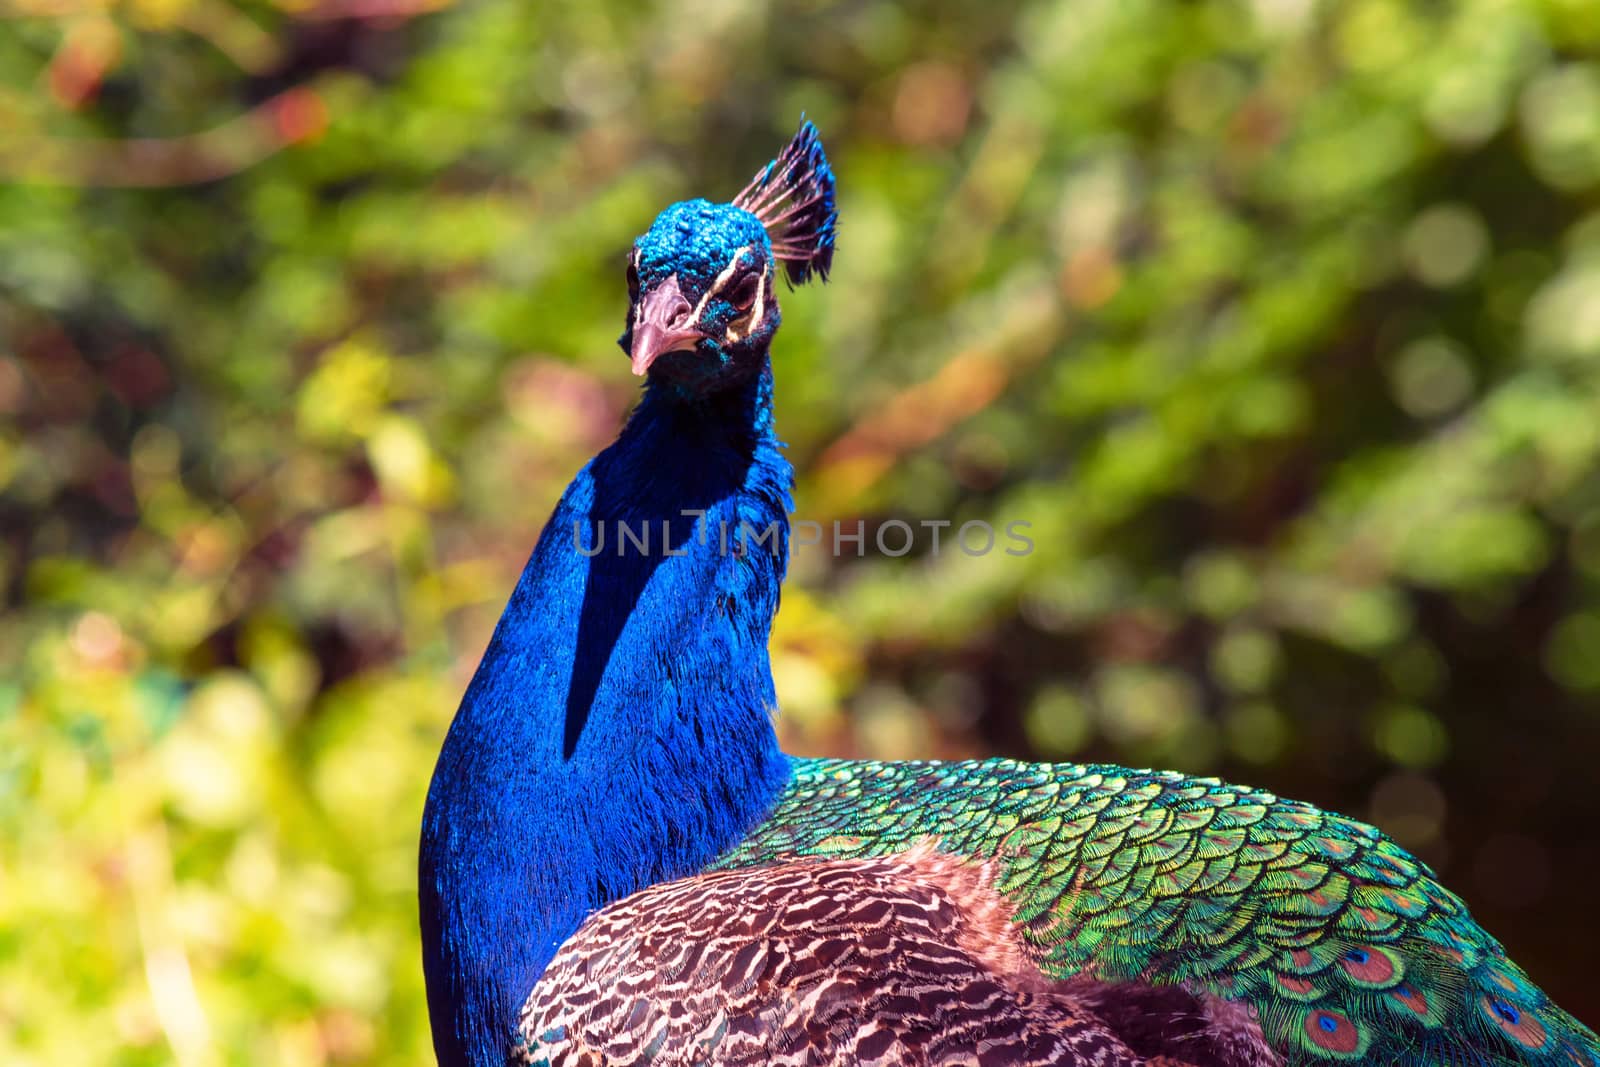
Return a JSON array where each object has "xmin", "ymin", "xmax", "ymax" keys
[{"xmin": 517, "ymin": 846, "xmax": 1278, "ymax": 1067}]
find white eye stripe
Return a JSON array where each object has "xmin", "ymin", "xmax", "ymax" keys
[
  {"xmin": 631, "ymin": 247, "xmax": 644, "ymax": 329},
  {"xmin": 725, "ymin": 262, "xmax": 769, "ymax": 344},
  {"xmin": 748, "ymin": 270, "xmax": 766, "ymax": 329},
  {"xmin": 693, "ymin": 245, "xmax": 757, "ymax": 321}
]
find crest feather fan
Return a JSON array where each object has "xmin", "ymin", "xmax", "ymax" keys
[{"xmin": 733, "ymin": 118, "xmax": 837, "ymax": 286}]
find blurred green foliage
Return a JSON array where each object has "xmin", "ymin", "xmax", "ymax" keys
[{"xmin": 4, "ymin": 0, "xmax": 1600, "ymax": 1062}]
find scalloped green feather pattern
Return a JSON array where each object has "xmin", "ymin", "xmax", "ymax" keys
[{"xmin": 713, "ymin": 758, "xmax": 1599, "ymax": 1067}]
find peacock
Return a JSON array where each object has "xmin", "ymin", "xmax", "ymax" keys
[{"xmin": 418, "ymin": 121, "xmax": 1600, "ymax": 1067}]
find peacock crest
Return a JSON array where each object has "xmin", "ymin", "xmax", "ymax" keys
[{"xmin": 732, "ymin": 119, "xmax": 837, "ymax": 286}]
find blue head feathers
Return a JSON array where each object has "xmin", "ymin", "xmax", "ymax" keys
[
  {"xmin": 621, "ymin": 120, "xmax": 836, "ymax": 395},
  {"xmin": 623, "ymin": 200, "xmax": 777, "ymax": 392}
]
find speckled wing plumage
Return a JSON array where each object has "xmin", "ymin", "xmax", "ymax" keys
[
  {"xmin": 517, "ymin": 846, "xmax": 1275, "ymax": 1067},
  {"xmin": 703, "ymin": 759, "xmax": 1600, "ymax": 1067}
]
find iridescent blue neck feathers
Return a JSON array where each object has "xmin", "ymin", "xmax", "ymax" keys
[{"xmin": 418, "ymin": 366, "xmax": 794, "ymax": 1067}]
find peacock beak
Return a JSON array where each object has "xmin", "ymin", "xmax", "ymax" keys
[{"xmin": 630, "ymin": 276, "xmax": 706, "ymax": 376}]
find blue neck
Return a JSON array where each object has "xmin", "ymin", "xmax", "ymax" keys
[{"xmin": 419, "ymin": 365, "xmax": 794, "ymax": 1067}]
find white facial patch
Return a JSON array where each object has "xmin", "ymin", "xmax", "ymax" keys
[
  {"xmin": 693, "ymin": 246, "xmax": 752, "ymax": 322},
  {"xmin": 630, "ymin": 247, "xmax": 644, "ymax": 331},
  {"xmin": 729, "ymin": 270, "xmax": 766, "ymax": 344},
  {"xmin": 691, "ymin": 245, "xmax": 769, "ymax": 344}
]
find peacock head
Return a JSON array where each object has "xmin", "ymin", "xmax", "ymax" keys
[{"xmin": 620, "ymin": 120, "xmax": 836, "ymax": 395}]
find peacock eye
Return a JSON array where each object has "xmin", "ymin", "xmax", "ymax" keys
[
  {"xmin": 626, "ymin": 261, "xmax": 640, "ymax": 301},
  {"xmin": 727, "ymin": 271, "xmax": 760, "ymax": 312}
]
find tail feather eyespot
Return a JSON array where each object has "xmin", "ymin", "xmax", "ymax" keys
[
  {"xmin": 1300, "ymin": 1009, "xmax": 1369, "ymax": 1059},
  {"xmin": 1390, "ymin": 982, "xmax": 1429, "ymax": 1016},
  {"xmin": 1378, "ymin": 979, "xmax": 1450, "ymax": 1028},
  {"xmin": 1338, "ymin": 944, "xmax": 1404, "ymax": 990},
  {"xmin": 1481, "ymin": 995, "xmax": 1549, "ymax": 1051}
]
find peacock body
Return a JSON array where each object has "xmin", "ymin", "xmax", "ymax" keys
[{"xmin": 419, "ymin": 122, "xmax": 1599, "ymax": 1067}]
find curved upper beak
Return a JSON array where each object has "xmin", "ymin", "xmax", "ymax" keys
[{"xmin": 629, "ymin": 275, "xmax": 706, "ymax": 376}]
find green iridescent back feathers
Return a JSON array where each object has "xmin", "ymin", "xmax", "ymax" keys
[{"xmin": 714, "ymin": 759, "xmax": 1599, "ymax": 1067}]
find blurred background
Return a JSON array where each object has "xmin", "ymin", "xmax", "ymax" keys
[{"xmin": 4, "ymin": 0, "xmax": 1600, "ymax": 1062}]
